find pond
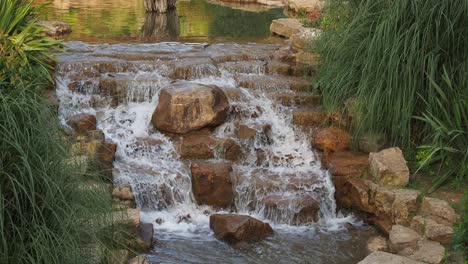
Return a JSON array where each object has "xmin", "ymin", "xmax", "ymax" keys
[{"xmin": 37, "ymin": 0, "xmax": 286, "ymax": 43}]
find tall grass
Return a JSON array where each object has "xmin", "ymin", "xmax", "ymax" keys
[
  {"xmin": 1, "ymin": 0, "xmax": 128, "ymax": 263},
  {"xmin": 315, "ymin": 0, "xmax": 468, "ymax": 149}
]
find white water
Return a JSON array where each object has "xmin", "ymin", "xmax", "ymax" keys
[{"xmin": 56, "ymin": 42, "xmax": 359, "ymax": 240}]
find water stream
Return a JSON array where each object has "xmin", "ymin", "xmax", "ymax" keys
[{"xmin": 55, "ymin": 41, "xmax": 377, "ymax": 263}]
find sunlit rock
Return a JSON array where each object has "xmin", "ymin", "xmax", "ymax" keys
[
  {"xmin": 152, "ymin": 82, "xmax": 229, "ymax": 134},
  {"xmin": 369, "ymin": 147, "xmax": 409, "ymax": 187},
  {"xmin": 270, "ymin": 18, "xmax": 304, "ymax": 38},
  {"xmin": 210, "ymin": 214, "xmax": 273, "ymax": 244}
]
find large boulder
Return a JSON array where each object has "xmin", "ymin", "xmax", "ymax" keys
[
  {"xmin": 405, "ymin": 240, "xmax": 445, "ymax": 264},
  {"xmin": 366, "ymin": 236, "xmax": 388, "ymax": 254},
  {"xmin": 209, "ymin": 214, "xmax": 273, "ymax": 244},
  {"xmin": 67, "ymin": 113, "xmax": 97, "ymax": 133},
  {"xmin": 369, "ymin": 147, "xmax": 409, "ymax": 187},
  {"xmin": 152, "ymin": 82, "xmax": 229, "ymax": 134},
  {"xmin": 420, "ymin": 197, "xmax": 459, "ymax": 226},
  {"xmin": 191, "ymin": 162, "xmax": 234, "ymax": 209},
  {"xmin": 270, "ymin": 18, "xmax": 304, "ymax": 38}
]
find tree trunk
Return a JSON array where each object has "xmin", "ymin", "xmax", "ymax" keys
[{"xmin": 145, "ymin": 0, "xmax": 176, "ymax": 13}]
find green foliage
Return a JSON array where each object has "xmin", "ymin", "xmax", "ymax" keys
[
  {"xmin": 0, "ymin": 0, "xmax": 61, "ymax": 90},
  {"xmin": 315, "ymin": 0, "xmax": 468, "ymax": 149},
  {"xmin": 452, "ymin": 192, "xmax": 468, "ymax": 260},
  {"xmin": 415, "ymin": 71, "xmax": 467, "ymax": 192},
  {"xmin": 1, "ymin": 1, "xmax": 131, "ymax": 263},
  {"xmin": 311, "ymin": 0, "xmax": 357, "ymax": 31}
]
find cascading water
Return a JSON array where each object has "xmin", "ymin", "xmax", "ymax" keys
[{"xmin": 56, "ymin": 41, "xmax": 374, "ymax": 263}]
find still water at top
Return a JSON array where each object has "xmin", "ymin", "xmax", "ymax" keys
[{"xmin": 37, "ymin": 0, "xmax": 286, "ymax": 43}]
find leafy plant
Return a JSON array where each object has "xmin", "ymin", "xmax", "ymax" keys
[{"xmin": 452, "ymin": 192, "xmax": 468, "ymax": 260}]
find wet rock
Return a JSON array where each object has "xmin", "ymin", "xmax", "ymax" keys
[
  {"xmin": 273, "ymin": 92, "xmax": 321, "ymax": 108},
  {"xmin": 176, "ymin": 214, "xmax": 192, "ymax": 224},
  {"xmin": 152, "ymin": 82, "xmax": 229, "ymax": 134},
  {"xmin": 369, "ymin": 147, "xmax": 409, "ymax": 187},
  {"xmin": 406, "ymin": 240, "xmax": 445, "ymax": 264},
  {"xmin": 264, "ymin": 195, "xmax": 320, "ymax": 224},
  {"xmin": 388, "ymin": 225, "xmax": 421, "ymax": 253},
  {"xmin": 235, "ymin": 74, "xmax": 310, "ymax": 92},
  {"xmin": 137, "ymin": 223, "xmax": 155, "ymax": 251},
  {"xmin": 37, "ymin": 21, "xmax": 72, "ymax": 37},
  {"xmin": 220, "ymin": 138, "xmax": 244, "ymax": 161},
  {"xmin": 128, "ymin": 256, "xmax": 149, "ymax": 264},
  {"xmin": 112, "ymin": 185, "xmax": 135, "ymax": 201},
  {"xmin": 177, "ymin": 134, "xmax": 216, "ymax": 159},
  {"xmin": 420, "ymin": 197, "xmax": 459, "ymax": 226},
  {"xmin": 266, "ymin": 60, "xmax": 291, "ymax": 75},
  {"xmin": 218, "ymin": 60, "xmax": 267, "ymax": 74},
  {"xmin": 67, "ymin": 113, "xmax": 97, "ymax": 133},
  {"xmin": 367, "ymin": 236, "xmax": 388, "ymax": 254},
  {"xmin": 286, "ymin": 0, "xmax": 321, "ymax": 13},
  {"xmin": 290, "ymin": 28, "xmax": 321, "ymax": 50},
  {"xmin": 292, "ymin": 107, "xmax": 328, "ymax": 130},
  {"xmin": 191, "ymin": 161, "xmax": 234, "ymax": 209},
  {"xmin": 237, "ymin": 123, "xmax": 272, "ymax": 142},
  {"xmin": 312, "ymin": 127, "xmax": 350, "ymax": 152},
  {"xmin": 339, "ymin": 179, "xmax": 376, "ymax": 213},
  {"xmin": 209, "ymin": 214, "xmax": 273, "ymax": 244},
  {"xmin": 270, "ymin": 18, "xmax": 304, "ymax": 38},
  {"xmin": 98, "ymin": 142, "xmax": 117, "ymax": 172},
  {"xmin": 358, "ymin": 251, "xmax": 424, "ymax": 264},
  {"xmin": 170, "ymin": 58, "xmax": 219, "ymax": 79}
]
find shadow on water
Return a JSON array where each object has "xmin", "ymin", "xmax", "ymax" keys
[{"xmin": 140, "ymin": 10, "xmax": 180, "ymax": 42}]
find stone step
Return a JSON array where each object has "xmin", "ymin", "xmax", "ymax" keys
[
  {"xmin": 292, "ymin": 107, "xmax": 329, "ymax": 130},
  {"xmin": 234, "ymin": 74, "xmax": 312, "ymax": 92},
  {"xmin": 218, "ymin": 60, "xmax": 291, "ymax": 76},
  {"xmin": 271, "ymin": 92, "xmax": 321, "ymax": 107}
]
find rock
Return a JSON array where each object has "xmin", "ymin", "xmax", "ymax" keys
[
  {"xmin": 391, "ymin": 189, "xmax": 420, "ymax": 226},
  {"xmin": 339, "ymin": 179, "xmax": 376, "ymax": 213},
  {"xmin": 98, "ymin": 142, "xmax": 117, "ymax": 171},
  {"xmin": 420, "ymin": 197, "xmax": 459, "ymax": 226},
  {"xmin": 410, "ymin": 215, "xmax": 426, "ymax": 235},
  {"xmin": 407, "ymin": 240, "xmax": 445, "ymax": 264},
  {"xmin": 191, "ymin": 162, "xmax": 234, "ymax": 209},
  {"xmin": 237, "ymin": 124, "xmax": 272, "ymax": 142},
  {"xmin": 137, "ymin": 223, "xmax": 154, "ymax": 251},
  {"xmin": 373, "ymin": 186, "xmax": 396, "ymax": 220},
  {"xmin": 128, "ymin": 256, "xmax": 149, "ymax": 264},
  {"xmin": 178, "ymin": 134, "xmax": 217, "ymax": 159},
  {"xmin": 286, "ymin": 0, "xmax": 322, "ymax": 13},
  {"xmin": 312, "ymin": 127, "xmax": 350, "ymax": 152},
  {"xmin": 112, "ymin": 186, "xmax": 134, "ymax": 201},
  {"xmin": 209, "ymin": 214, "xmax": 273, "ymax": 244},
  {"xmin": 424, "ymin": 218, "xmax": 454, "ymax": 245},
  {"xmin": 367, "ymin": 236, "xmax": 388, "ymax": 253},
  {"xmin": 293, "ymin": 51, "xmax": 320, "ymax": 66},
  {"xmin": 264, "ymin": 195, "xmax": 320, "ymax": 224},
  {"xmin": 170, "ymin": 58, "xmax": 219, "ymax": 80},
  {"xmin": 358, "ymin": 251, "xmax": 424, "ymax": 264},
  {"xmin": 388, "ymin": 225, "xmax": 421, "ymax": 253},
  {"xmin": 67, "ymin": 113, "xmax": 97, "ymax": 133},
  {"xmin": 290, "ymin": 28, "xmax": 322, "ymax": 50},
  {"xmin": 266, "ymin": 60, "xmax": 291, "ymax": 75},
  {"xmin": 220, "ymin": 138, "xmax": 244, "ymax": 161},
  {"xmin": 324, "ymin": 151, "xmax": 369, "ymax": 176},
  {"xmin": 152, "ymin": 82, "xmax": 229, "ymax": 134},
  {"xmin": 113, "ymin": 208, "xmax": 140, "ymax": 227},
  {"xmin": 292, "ymin": 108, "xmax": 328, "ymax": 130},
  {"xmin": 369, "ymin": 147, "xmax": 409, "ymax": 187},
  {"xmin": 270, "ymin": 18, "xmax": 304, "ymax": 38},
  {"xmin": 37, "ymin": 21, "xmax": 72, "ymax": 37}
]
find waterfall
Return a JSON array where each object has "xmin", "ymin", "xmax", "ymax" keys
[{"xmin": 56, "ymin": 41, "xmax": 355, "ymax": 237}]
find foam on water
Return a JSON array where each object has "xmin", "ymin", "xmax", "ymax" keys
[{"xmin": 56, "ymin": 42, "xmax": 360, "ymax": 240}]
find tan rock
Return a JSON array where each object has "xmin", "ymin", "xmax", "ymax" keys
[
  {"xmin": 112, "ymin": 186, "xmax": 134, "ymax": 201},
  {"xmin": 266, "ymin": 60, "xmax": 291, "ymax": 75},
  {"xmin": 191, "ymin": 161, "xmax": 234, "ymax": 209},
  {"xmin": 292, "ymin": 108, "xmax": 328, "ymax": 129},
  {"xmin": 312, "ymin": 127, "xmax": 350, "ymax": 152},
  {"xmin": 286, "ymin": 0, "xmax": 322, "ymax": 13},
  {"xmin": 410, "ymin": 215, "xmax": 426, "ymax": 235},
  {"xmin": 270, "ymin": 18, "xmax": 304, "ymax": 38},
  {"xmin": 339, "ymin": 179, "xmax": 376, "ymax": 213},
  {"xmin": 293, "ymin": 51, "xmax": 320, "ymax": 66},
  {"xmin": 37, "ymin": 21, "xmax": 72, "ymax": 37},
  {"xmin": 358, "ymin": 251, "xmax": 424, "ymax": 264},
  {"xmin": 67, "ymin": 113, "xmax": 97, "ymax": 133},
  {"xmin": 420, "ymin": 197, "xmax": 459, "ymax": 226},
  {"xmin": 369, "ymin": 147, "xmax": 409, "ymax": 187},
  {"xmin": 367, "ymin": 236, "xmax": 388, "ymax": 253},
  {"xmin": 290, "ymin": 28, "xmax": 321, "ymax": 50},
  {"xmin": 391, "ymin": 189, "xmax": 421, "ymax": 226},
  {"xmin": 424, "ymin": 218, "xmax": 454, "ymax": 245},
  {"xmin": 388, "ymin": 225, "xmax": 421, "ymax": 253},
  {"xmin": 209, "ymin": 214, "xmax": 273, "ymax": 244},
  {"xmin": 128, "ymin": 256, "xmax": 149, "ymax": 264},
  {"xmin": 407, "ymin": 240, "xmax": 445, "ymax": 264},
  {"xmin": 152, "ymin": 82, "xmax": 229, "ymax": 134},
  {"xmin": 373, "ymin": 186, "xmax": 396, "ymax": 219}
]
